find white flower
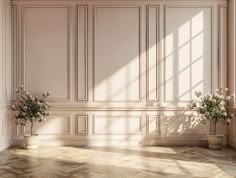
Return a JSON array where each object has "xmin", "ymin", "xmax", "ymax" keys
[
  {"xmin": 225, "ymin": 88, "xmax": 229, "ymax": 91},
  {"xmin": 215, "ymin": 94, "xmax": 220, "ymax": 99},
  {"xmin": 195, "ymin": 91, "xmax": 202, "ymax": 97},
  {"xmin": 219, "ymin": 101, "xmax": 225, "ymax": 105},
  {"xmin": 223, "ymin": 112, "xmax": 227, "ymax": 117},
  {"xmin": 219, "ymin": 95, "xmax": 224, "ymax": 99},
  {"xmin": 220, "ymin": 106, "xmax": 225, "ymax": 111},
  {"xmin": 227, "ymin": 96, "xmax": 231, "ymax": 100},
  {"xmin": 206, "ymin": 93, "xmax": 212, "ymax": 99},
  {"xmin": 216, "ymin": 89, "xmax": 220, "ymax": 93},
  {"xmin": 226, "ymin": 118, "xmax": 231, "ymax": 124}
]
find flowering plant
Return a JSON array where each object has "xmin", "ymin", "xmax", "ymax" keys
[
  {"xmin": 190, "ymin": 88, "xmax": 234, "ymax": 135},
  {"xmin": 11, "ymin": 85, "xmax": 51, "ymax": 135}
]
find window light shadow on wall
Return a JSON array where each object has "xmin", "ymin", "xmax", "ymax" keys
[{"xmin": 34, "ymin": 9, "xmax": 212, "ymax": 138}]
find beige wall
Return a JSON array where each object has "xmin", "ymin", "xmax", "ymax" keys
[
  {"xmin": 11, "ymin": 0, "xmax": 229, "ymax": 146},
  {"xmin": 0, "ymin": 0, "xmax": 11, "ymax": 151}
]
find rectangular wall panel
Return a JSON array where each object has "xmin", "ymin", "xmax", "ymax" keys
[
  {"xmin": 164, "ymin": 7, "xmax": 212, "ymax": 102},
  {"xmin": 219, "ymin": 6, "xmax": 227, "ymax": 89},
  {"xmin": 77, "ymin": 6, "xmax": 88, "ymax": 101},
  {"xmin": 147, "ymin": 115, "xmax": 162, "ymax": 135},
  {"xmin": 94, "ymin": 6, "xmax": 141, "ymax": 102},
  {"xmin": 24, "ymin": 7, "xmax": 70, "ymax": 101},
  {"xmin": 24, "ymin": 114, "xmax": 72, "ymax": 135},
  {"xmin": 76, "ymin": 115, "xmax": 88, "ymax": 134},
  {"xmin": 93, "ymin": 115, "xmax": 142, "ymax": 135},
  {"xmin": 11, "ymin": 6, "xmax": 17, "ymax": 101},
  {"xmin": 147, "ymin": 6, "xmax": 159, "ymax": 102},
  {"xmin": 164, "ymin": 115, "xmax": 209, "ymax": 136}
]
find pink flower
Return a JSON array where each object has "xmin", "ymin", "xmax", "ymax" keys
[{"xmin": 11, "ymin": 105, "xmax": 16, "ymax": 110}]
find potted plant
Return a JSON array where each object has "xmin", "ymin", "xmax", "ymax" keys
[
  {"xmin": 190, "ymin": 88, "xmax": 234, "ymax": 150},
  {"xmin": 11, "ymin": 85, "xmax": 51, "ymax": 149}
]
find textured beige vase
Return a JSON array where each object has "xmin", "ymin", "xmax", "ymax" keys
[
  {"xmin": 207, "ymin": 135, "xmax": 224, "ymax": 150},
  {"xmin": 24, "ymin": 134, "xmax": 39, "ymax": 149}
]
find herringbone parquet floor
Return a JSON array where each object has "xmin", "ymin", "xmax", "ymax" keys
[{"xmin": 0, "ymin": 146, "xmax": 236, "ymax": 178}]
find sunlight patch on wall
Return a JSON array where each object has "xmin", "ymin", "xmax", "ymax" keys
[{"xmin": 165, "ymin": 8, "xmax": 211, "ymax": 102}]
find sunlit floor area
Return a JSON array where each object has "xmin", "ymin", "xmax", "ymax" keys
[{"xmin": 0, "ymin": 146, "xmax": 236, "ymax": 178}]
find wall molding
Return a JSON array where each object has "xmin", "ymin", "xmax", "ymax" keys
[
  {"xmin": 92, "ymin": 114, "xmax": 143, "ymax": 135},
  {"xmin": 11, "ymin": 5, "xmax": 18, "ymax": 101},
  {"xmin": 163, "ymin": 5, "xmax": 214, "ymax": 103},
  {"xmin": 92, "ymin": 6, "xmax": 143, "ymax": 103},
  {"xmin": 22, "ymin": 113, "xmax": 73, "ymax": 135},
  {"xmin": 10, "ymin": 1, "xmax": 229, "ymax": 147},
  {"xmin": 75, "ymin": 115, "xmax": 88, "ymax": 134},
  {"xmin": 146, "ymin": 5, "xmax": 160, "ymax": 102},
  {"xmin": 147, "ymin": 115, "xmax": 163, "ymax": 135},
  {"xmin": 163, "ymin": 114, "xmax": 210, "ymax": 136},
  {"xmin": 218, "ymin": 5, "xmax": 228, "ymax": 90},
  {"xmin": 21, "ymin": 5, "xmax": 73, "ymax": 102},
  {"xmin": 77, "ymin": 5, "xmax": 88, "ymax": 101}
]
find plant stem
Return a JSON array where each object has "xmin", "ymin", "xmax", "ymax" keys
[
  {"xmin": 30, "ymin": 121, "xmax": 34, "ymax": 136},
  {"xmin": 213, "ymin": 122, "xmax": 217, "ymax": 135}
]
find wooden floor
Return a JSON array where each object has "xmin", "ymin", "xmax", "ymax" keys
[{"xmin": 0, "ymin": 146, "xmax": 236, "ymax": 178}]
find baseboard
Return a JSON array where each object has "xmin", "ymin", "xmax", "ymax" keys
[{"xmin": 12, "ymin": 137, "xmax": 208, "ymax": 147}]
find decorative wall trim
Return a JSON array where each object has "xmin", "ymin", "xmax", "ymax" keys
[
  {"xmin": 218, "ymin": 5, "xmax": 228, "ymax": 89},
  {"xmin": 10, "ymin": 1, "xmax": 228, "ymax": 147},
  {"xmin": 48, "ymin": 105, "xmax": 190, "ymax": 111},
  {"xmin": 23, "ymin": 113, "xmax": 73, "ymax": 135},
  {"xmin": 16, "ymin": 125, "xmax": 22, "ymax": 136},
  {"xmin": 93, "ymin": 6, "xmax": 142, "ymax": 103},
  {"xmin": 92, "ymin": 114, "xmax": 143, "ymax": 135},
  {"xmin": 11, "ymin": 6, "xmax": 18, "ymax": 101},
  {"xmin": 163, "ymin": 115, "xmax": 210, "ymax": 136},
  {"xmin": 147, "ymin": 115, "xmax": 163, "ymax": 135},
  {"xmin": 75, "ymin": 115, "xmax": 88, "ymax": 134},
  {"xmin": 10, "ymin": 0, "xmax": 229, "ymax": 4},
  {"xmin": 77, "ymin": 5, "xmax": 88, "ymax": 101},
  {"xmin": 147, "ymin": 6, "xmax": 160, "ymax": 102},
  {"xmin": 22, "ymin": 6, "xmax": 72, "ymax": 102},
  {"xmin": 163, "ymin": 5, "xmax": 213, "ymax": 103}
]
